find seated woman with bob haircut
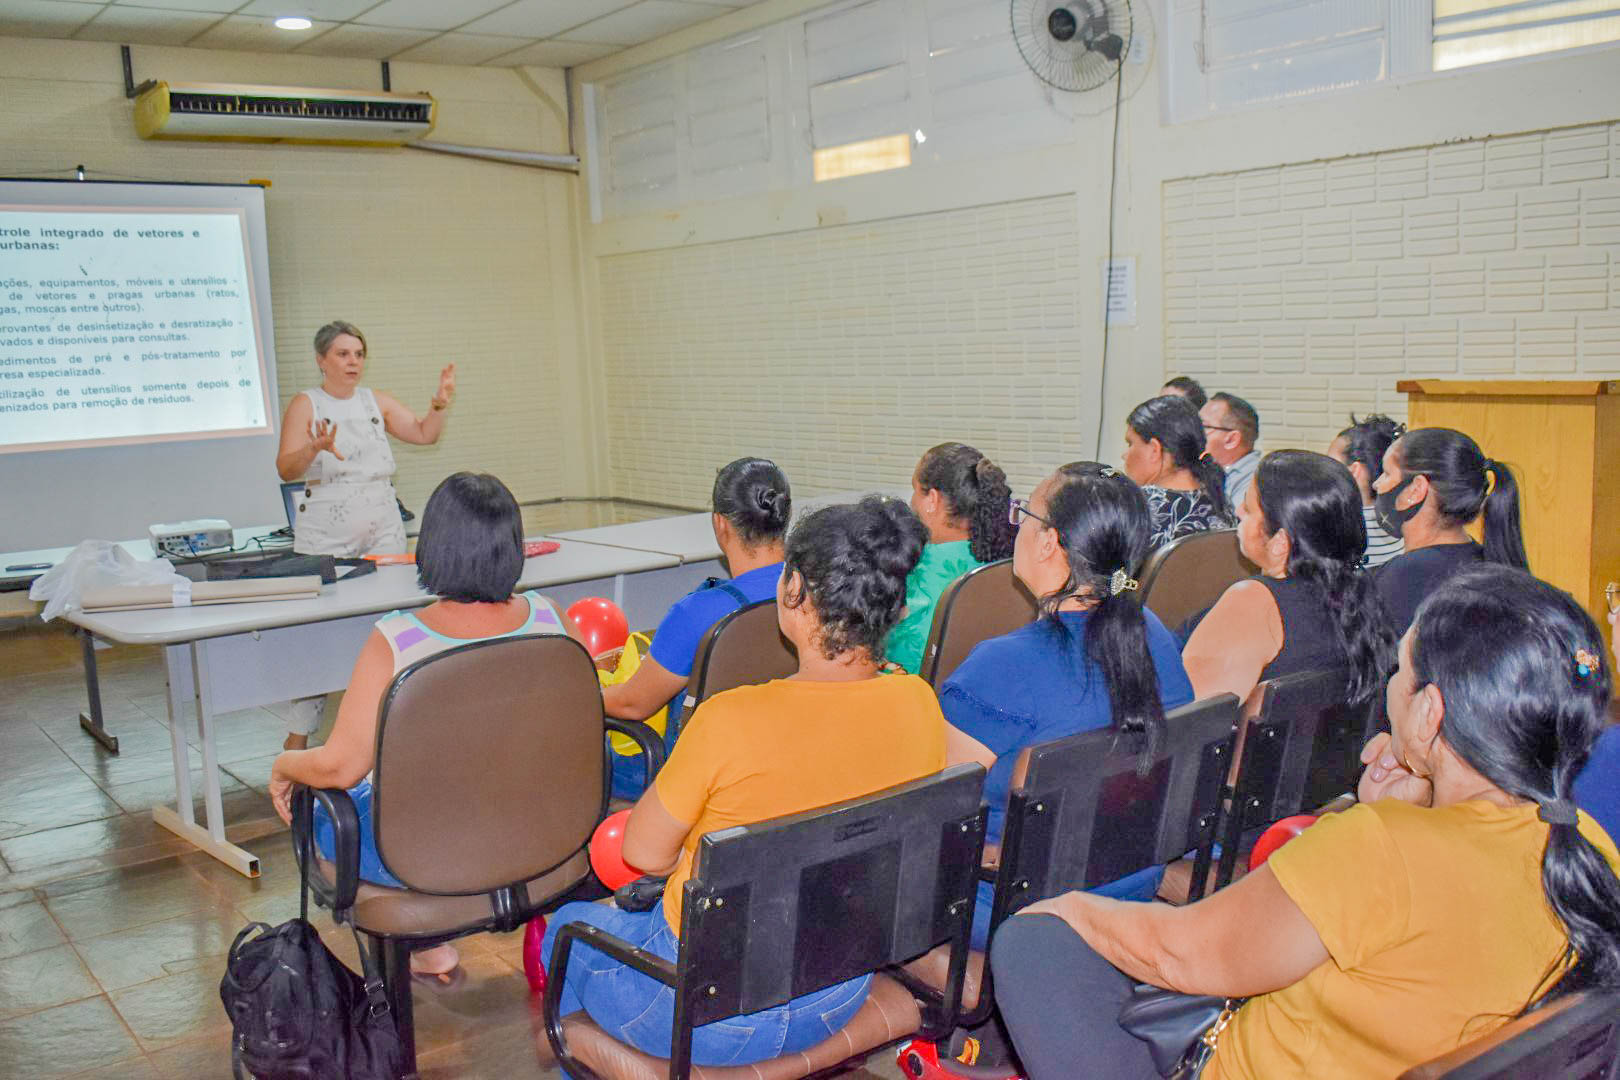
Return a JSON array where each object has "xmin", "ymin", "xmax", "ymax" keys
[
  {"xmin": 942, "ymin": 462, "xmax": 1194, "ymax": 947},
  {"xmin": 541, "ymin": 496, "xmax": 947, "ymax": 1067},
  {"xmin": 990, "ymin": 565, "xmax": 1620, "ymax": 1079},
  {"xmin": 268, "ymin": 472, "xmax": 578, "ymax": 978},
  {"xmin": 1181, "ymin": 449, "xmax": 1397, "ymax": 707}
]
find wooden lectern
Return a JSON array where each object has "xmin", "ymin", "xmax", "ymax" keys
[{"xmin": 1398, "ymin": 380, "xmax": 1620, "ymax": 641}]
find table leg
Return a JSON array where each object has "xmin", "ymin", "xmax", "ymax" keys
[
  {"xmin": 150, "ymin": 641, "xmax": 261, "ymax": 877},
  {"xmin": 612, "ymin": 573, "xmax": 625, "ymax": 610},
  {"xmin": 75, "ymin": 628, "xmax": 119, "ymax": 753}
]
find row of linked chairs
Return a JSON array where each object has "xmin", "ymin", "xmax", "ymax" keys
[{"xmin": 289, "ymin": 530, "xmax": 1620, "ymax": 1080}]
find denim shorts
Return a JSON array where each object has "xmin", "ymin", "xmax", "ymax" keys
[{"xmin": 542, "ymin": 899, "xmax": 871, "ymax": 1066}]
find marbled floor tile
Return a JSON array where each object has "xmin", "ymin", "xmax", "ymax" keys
[
  {"xmin": 41, "ymin": 861, "xmax": 219, "ymax": 941},
  {"xmin": 0, "ymin": 995, "xmax": 145, "ymax": 1079},
  {"xmin": 0, "ymin": 942, "xmax": 100, "ymax": 1021},
  {"xmin": 0, "ymin": 891, "xmax": 68, "ymax": 961},
  {"xmin": 108, "ymin": 965, "xmax": 232, "ymax": 1052},
  {"xmin": 72, "ymin": 903, "xmax": 243, "ymax": 992}
]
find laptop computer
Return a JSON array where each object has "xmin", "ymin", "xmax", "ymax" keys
[{"xmin": 280, "ymin": 481, "xmax": 304, "ymax": 532}]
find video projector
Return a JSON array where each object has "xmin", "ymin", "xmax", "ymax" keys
[{"xmin": 149, "ymin": 519, "xmax": 234, "ymax": 558}]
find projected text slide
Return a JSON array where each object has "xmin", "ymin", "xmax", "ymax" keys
[{"xmin": 0, "ymin": 206, "xmax": 271, "ymax": 453}]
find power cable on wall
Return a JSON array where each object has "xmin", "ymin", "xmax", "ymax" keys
[{"xmin": 1094, "ymin": 55, "xmax": 1126, "ymax": 460}]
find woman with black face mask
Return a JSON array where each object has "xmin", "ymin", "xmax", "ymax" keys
[{"xmin": 1369, "ymin": 428, "xmax": 1527, "ymax": 633}]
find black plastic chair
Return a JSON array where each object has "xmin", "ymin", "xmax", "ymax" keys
[
  {"xmin": 671, "ymin": 599, "xmax": 797, "ymax": 741},
  {"xmin": 1398, "ymin": 991, "xmax": 1620, "ymax": 1079},
  {"xmin": 919, "ymin": 560, "xmax": 1038, "ymax": 687},
  {"xmin": 291, "ymin": 633, "xmax": 664, "ymax": 1074},
  {"xmin": 1216, "ymin": 668, "xmax": 1381, "ymax": 884},
  {"xmin": 544, "ymin": 764, "xmax": 989, "ymax": 1080},
  {"xmin": 902, "ymin": 694, "xmax": 1241, "ymax": 1028}
]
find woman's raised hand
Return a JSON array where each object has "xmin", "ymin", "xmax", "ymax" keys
[
  {"xmin": 1357, "ymin": 731, "xmax": 1433, "ymax": 807},
  {"xmin": 432, "ymin": 363, "xmax": 456, "ymax": 409},
  {"xmin": 310, "ymin": 418, "xmax": 345, "ymax": 460}
]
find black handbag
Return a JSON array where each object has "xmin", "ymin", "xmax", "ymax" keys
[{"xmin": 1117, "ymin": 983, "xmax": 1243, "ymax": 1080}]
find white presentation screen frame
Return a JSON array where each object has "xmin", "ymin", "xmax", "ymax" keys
[{"xmin": 0, "ymin": 180, "xmax": 284, "ymax": 553}]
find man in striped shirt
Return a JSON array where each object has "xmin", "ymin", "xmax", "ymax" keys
[{"xmin": 1200, "ymin": 392, "xmax": 1262, "ymax": 508}]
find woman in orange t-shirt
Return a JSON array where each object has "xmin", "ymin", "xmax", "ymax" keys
[
  {"xmin": 541, "ymin": 496, "xmax": 947, "ymax": 1067},
  {"xmin": 991, "ymin": 565, "xmax": 1620, "ymax": 1079}
]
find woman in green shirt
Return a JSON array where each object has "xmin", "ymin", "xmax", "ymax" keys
[{"xmin": 886, "ymin": 442, "xmax": 1017, "ymax": 673}]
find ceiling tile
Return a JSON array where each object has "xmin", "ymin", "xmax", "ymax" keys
[
  {"xmin": 353, "ymin": 0, "xmax": 508, "ymax": 31},
  {"xmin": 234, "ymin": 0, "xmax": 376, "ymax": 18},
  {"xmin": 391, "ymin": 30, "xmax": 534, "ymax": 64},
  {"xmin": 186, "ymin": 11, "xmax": 338, "ymax": 49},
  {"xmin": 109, "ymin": 0, "xmax": 242, "ymax": 12},
  {"xmin": 458, "ymin": 0, "xmax": 630, "ymax": 39},
  {"xmin": 0, "ymin": 0, "xmax": 105, "ymax": 36},
  {"xmin": 563, "ymin": 0, "xmax": 721, "ymax": 46},
  {"xmin": 486, "ymin": 37, "xmax": 616, "ymax": 67},
  {"xmin": 291, "ymin": 21, "xmax": 432, "ymax": 57},
  {"xmin": 75, "ymin": 5, "xmax": 225, "ymax": 43}
]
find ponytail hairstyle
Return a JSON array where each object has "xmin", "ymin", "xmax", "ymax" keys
[
  {"xmin": 1335, "ymin": 413, "xmax": 1404, "ymax": 484},
  {"xmin": 782, "ymin": 496, "xmax": 928, "ymax": 662},
  {"xmin": 1039, "ymin": 462, "xmax": 1166, "ymax": 769},
  {"xmin": 1126, "ymin": 396, "xmax": 1230, "ymax": 520},
  {"xmin": 1254, "ymin": 451, "xmax": 1397, "ymax": 703},
  {"xmin": 1408, "ymin": 566, "xmax": 1620, "ymax": 1009},
  {"xmin": 712, "ymin": 457, "xmax": 791, "ymax": 548},
  {"xmin": 915, "ymin": 442, "xmax": 1016, "ymax": 562},
  {"xmin": 1395, "ymin": 429, "xmax": 1527, "ymax": 570}
]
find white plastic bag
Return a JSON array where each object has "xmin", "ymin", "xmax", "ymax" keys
[{"xmin": 29, "ymin": 540, "xmax": 184, "ymax": 621}]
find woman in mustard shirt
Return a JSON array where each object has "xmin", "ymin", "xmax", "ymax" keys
[{"xmin": 990, "ymin": 565, "xmax": 1620, "ymax": 1079}]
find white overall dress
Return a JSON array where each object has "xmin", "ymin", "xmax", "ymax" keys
[
  {"xmin": 286, "ymin": 386, "xmax": 407, "ymax": 736},
  {"xmin": 291, "ymin": 386, "xmax": 407, "ymax": 557}
]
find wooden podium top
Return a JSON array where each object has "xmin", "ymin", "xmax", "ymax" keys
[{"xmin": 1397, "ymin": 379, "xmax": 1620, "ymax": 397}]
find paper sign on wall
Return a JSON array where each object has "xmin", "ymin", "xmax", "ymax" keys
[{"xmin": 1104, "ymin": 256, "xmax": 1136, "ymax": 327}]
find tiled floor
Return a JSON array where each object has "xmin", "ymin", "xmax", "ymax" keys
[{"xmin": 0, "ymin": 615, "xmax": 905, "ymax": 1079}]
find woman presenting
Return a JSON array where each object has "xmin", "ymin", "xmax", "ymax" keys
[{"xmin": 275, "ymin": 320, "xmax": 456, "ymax": 749}]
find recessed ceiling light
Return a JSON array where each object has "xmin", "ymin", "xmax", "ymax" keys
[{"xmin": 273, "ymin": 16, "xmax": 313, "ymax": 30}]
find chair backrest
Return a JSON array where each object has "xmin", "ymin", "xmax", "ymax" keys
[
  {"xmin": 682, "ymin": 600, "xmax": 798, "ymax": 731},
  {"xmin": 371, "ymin": 634, "xmax": 605, "ymax": 895},
  {"xmin": 920, "ymin": 559, "xmax": 1038, "ymax": 687},
  {"xmin": 1235, "ymin": 668, "xmax": 1380, "ymax": 827},
  {"xmin": 1138, "ymin": 529, "xmax": 1255, "ymax": 631},
  {"xmin": 998, "ymin": 694, "xmax": 1240, "ymax": 914},
  {"xmin": 678, "ymin": 764, "xmax": 987, "ymax": 1029},
  {"xmin": 1398, "ymin": 991, "xmax": 1620, "ymax": 1080}
]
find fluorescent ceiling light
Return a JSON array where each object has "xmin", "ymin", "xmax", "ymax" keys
[{"xmin": 273, "ymin": 16, "xmax": 313, "ymax": 30}]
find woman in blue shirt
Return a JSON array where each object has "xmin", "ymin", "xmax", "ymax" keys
[
  {"xmin": 942, "ymin": 462, "xmax": 1194, "ymax": 948},
  {"xmin": 602, "ymin": 458, "xmax": 790, "ymax": 796}
]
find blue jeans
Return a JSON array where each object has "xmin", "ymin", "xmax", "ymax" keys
[
  {"xmin": 970, "ymin": 864, "xmax": 1164, "ymax": 950},
  {"xmin": 542, "ymin": 900, "xmax": 871, "ymax": 1066},
  {"xmin": 312, "ymin": 778, "xmax": 403, "ymax": 889}
]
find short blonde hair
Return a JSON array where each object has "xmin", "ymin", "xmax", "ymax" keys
[{"xmin": 313, "ymin": 320, "xmax": 366, "ymax": 358}]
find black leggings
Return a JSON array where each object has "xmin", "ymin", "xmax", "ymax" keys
[{"xmin": 989, "ymin": 913, "xmax": 1161, "ymax": 1080}]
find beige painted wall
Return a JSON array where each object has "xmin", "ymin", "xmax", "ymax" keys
[
  {"xmin": 0, "ymin": 36, "xmax": 596, "ymax": 514},
  {"xmin": 569, "ymin": 0, "xmax": 1620, "ymax": 499}
]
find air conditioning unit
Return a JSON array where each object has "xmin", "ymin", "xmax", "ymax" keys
[{"xmin": 133, "ymin": 81, "xmax": 436, "ymax": 146}]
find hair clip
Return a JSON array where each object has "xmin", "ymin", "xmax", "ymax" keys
[
  {"xmin": 1575, "ymin": 648, "xmax": 1601, "ymax": 678},
  {"xmin": 1099, "ymin": 465, "xmax": 1118, "ymax": 478},
  {"xmin": 1109, "ymin": 568, "xmax": 1139, "ymax": 596}
]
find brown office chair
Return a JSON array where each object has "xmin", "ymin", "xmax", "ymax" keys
[
  {"xmin": 293, "ymin": 633, "xmax": 660, "ymax": 1073},
  {"xmin": 672, "ymin": 600, "xmax": 798, "ymax": 740},
  {"xmin": 1138, "ymin": 529, "xmax": 1256, "ymax": 632},
  {"xmin": 919, "ymin": 559, "xmax": 1038, "ymax": 687},
  {"xmin": 545, "ymin": 765, "xmax": 989, "ymax": 1080},
  {"xmin": 1398, "ymin": 990, "xmax": 1620, "ymax": 1079}
]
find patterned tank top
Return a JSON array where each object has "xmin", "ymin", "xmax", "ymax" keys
[{"xmin": 375, "ymin": 591, "xmax": 567, "ymax": 671}]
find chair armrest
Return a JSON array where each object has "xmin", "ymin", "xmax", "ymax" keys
[
  {"xmin": 542, "ymin": 921, "xmax": 679, "ymax": 1080},
  {"xmin": 1314, "ymin": 792, "xmax": 1357, "ymax": 816},
  {"xmin": 291, "ymin": 784, "xmax": 362, "ymax": 919},
  {"xmin": 604, "ymin": 716, "xmax": 667, "ymax": 779}
]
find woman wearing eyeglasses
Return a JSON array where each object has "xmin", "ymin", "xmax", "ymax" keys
[
  {"xmin": 940, "ymin": 463, "xmax": 1195, "ymax": 948},
  {"xmin": 1369, "ymin": 427, "xmax": 1527, "ymax": 633},
  {"xmin": 1121, "ymin": 396, "xmax": 1233, "ymax": 549}
]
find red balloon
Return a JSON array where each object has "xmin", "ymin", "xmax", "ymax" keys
[
  {"xmin": 567, "ymin": 597, "xmax": 630, "ymax": 659},
  {"xmin": 589, "ymin": 809, "xmax": 639, "ymax": 890},
  {"xmin": 1248, "ymin": 814, "xmax": 1319, "ymax": 871}
]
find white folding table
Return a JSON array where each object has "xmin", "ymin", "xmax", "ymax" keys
[{"xmin": 64, "ymin": 540, "xmax": 706, "ymax": 876}]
